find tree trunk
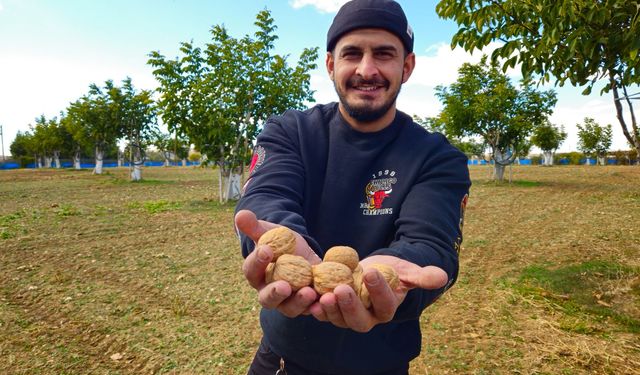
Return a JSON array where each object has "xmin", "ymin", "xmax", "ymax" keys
[
  {"xmin": 610, "ymin": 76, "xmax": 640, "ymax": 165},
  {"xmin": 130, "ymin": 146, "xmax": 143, "ymax": 181},
  {"xmin": 93, "ymin": 146, "xmax": 104, "ymax": 174},
  {"xmin": 73, "ymin": 150, "xmax": 81, "ymax": 169},
  {"xmin": 163, "ymin": 151, "xmax": 171, "ymax": 167},
  {"xmin": 182, "ymin": 158, "xmax": 187, "ymax": 167},
  {"xmin": 494, "ymin": 163, "xmax": 506, "ymax": 181},
  {"xmin": 117, "ymin": 149, "xmax": 124, "ymax": 167},
  {"xmin": 598, "ymin": 155, "xmax": 606, "ymax": 166},
  {"xmin": 36, "ymin": 155, "xmax": 42, "ymax": 169},
  {"xmin": 53, "ymin": 151, "xmax": 61, "ymax": 168},
  {"xmin": 218, "ymin": 167, "xmax": 241, "ymax": 203},
  {"xmin": 543, "ymin": 151, "xmax": 554, "ymax": 166},
  {"xmin": 492, "ymin": 149, "xmax": 514, "ymax": 182},
  {"xmin": 44, "ymin": 156, "xmax": 52, "ymax": 168}
]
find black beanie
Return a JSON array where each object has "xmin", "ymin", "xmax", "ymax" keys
[{"xmin": 326, "ymin": 0, "xmax": 414, "ymax": 53}]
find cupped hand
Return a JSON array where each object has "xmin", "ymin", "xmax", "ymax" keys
[
  {"xmin": 308, "ymin": 255, "xmax": 448, "ymax": 332},
  {"xmin": 235, "ymin": 209, "xmax": 322, "ymax": 317}
]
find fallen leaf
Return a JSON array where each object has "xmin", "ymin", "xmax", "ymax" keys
[{"xmin": 110, "ymin": 353, "xmax": 123, "ymax": 361}]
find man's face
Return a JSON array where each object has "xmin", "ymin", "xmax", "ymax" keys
[{"xmin": 327, "ymin": 28, "xmax": 415, "ymax": 130}]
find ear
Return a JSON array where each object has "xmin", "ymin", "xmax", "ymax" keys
[
  {"xmin": 326, "ymin": 52, "xmax": 335, "ymax": 82},
  {"xmin": 401, "ymin": 52, "xmax": 416, "ymax": 84}
]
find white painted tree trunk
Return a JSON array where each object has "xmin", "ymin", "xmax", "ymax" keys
[
  {"xmin": 163, "ymin": 151, "xmax": 171, "ymax": 167},
  {"xmin": 597, "ymin": 155, "xmax": 606, "ymax": 166},
  {"xmin": 182, "ymin": 158, "xmax": 187, "ymax": 167},
  {"xmin": 493, "ymin": 149, "xmax": 510, "ymax": 182},
  {"xmin": 130, "ymin": 146, "xmax": 143, "ymax": 181},
  {"xmin": 218, "ymin": 169, "xmax": 242, "ymax": 203},
  {"xmin": 36, "ymin": 156, "xmax": 43, "ymax": 169},
  {"xmin": 585, "ymin": 158, "xmax": 591, "ymax": 166},
  {"xmin": 117, "ymin": 150, "xmax": 124, "ymax": 167},
  {"xmin": 53, "ymin": 151, "xmax": 61, "ymax": 168},
  {"xmin": 73, "ymin": 151, "xmax": 81, "ymax": 169},
  {"xmin": 543, "ymin": 151, "xmax": 554, "ymax": 166},
  {"xmin": 93, "ymin": 147, "xmax": 104, "ymax": 174},
  {"xmin": 44, "ymin": 156, "xmax": 53, "ymax": 168}
]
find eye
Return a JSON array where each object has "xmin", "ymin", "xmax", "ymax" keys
[
  {"xmin": 342, "ymin": 50, "xmax": 361, "ymax": 59},
  {"xmin": 375, "ymin": 51, "xmax": 395, "ymax": 60}
]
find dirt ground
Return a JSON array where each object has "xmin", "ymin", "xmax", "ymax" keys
[{"xmin": 0, "ymin": 165, "xmax": 638, "ymax": 374}]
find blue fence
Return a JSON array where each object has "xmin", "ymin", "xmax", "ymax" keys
[{"xmin": 2, "ymin": 160, "xmax": 201, "ymax": 170}]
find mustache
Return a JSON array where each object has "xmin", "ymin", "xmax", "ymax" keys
[{"xmin": 347, "ymin": 77, "xmax": 389, "ymax": 89}]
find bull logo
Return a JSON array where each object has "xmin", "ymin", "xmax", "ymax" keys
[{"xmin": 366, "ymin": 182, "xmax": 392, "ymax": 209}]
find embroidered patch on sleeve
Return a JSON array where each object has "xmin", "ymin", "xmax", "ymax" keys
[{"xmin": 249, "ymin": 145, "xmax": 266, "ymax": 175}]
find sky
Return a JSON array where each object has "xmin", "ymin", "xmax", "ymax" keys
[{"xmin": 0, "ymin": 0, "xmax": 634, "ymax": 158}]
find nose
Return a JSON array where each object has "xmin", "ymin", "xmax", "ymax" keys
[{"xmin": 355, "ymin": 53, "xmax": 378, "ymax": 80}]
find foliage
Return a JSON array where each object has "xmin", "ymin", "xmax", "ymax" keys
[
  {"xmin": 65, "ymin": 81, "xmax": 122, "ymax": 161},
  {"xmin": 148, "ymin": 9, "xmax": 318, "ymax": 197},
  {"xmin": 531, "ymin": 120, "xmax": 567, "ymax": 152},
  {"xmin": 577, "ymin": 117, "xmax": 613, "ymax": 163},
  {"xmin": 436, "ymin": 0, "xmax": 640, "ymax": 160},
  {"xmin": 9, "ymin": 131, "xmax": 34, "ymax": 159},
  {"xmin": 434, "ymin": 58, "xmax": 556, "ymax": 179}
]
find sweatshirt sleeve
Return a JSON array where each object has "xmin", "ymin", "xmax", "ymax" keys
[
  {"xmin": 235, "ymin": 115, "xmax": 322, "ymax": 258},
  {"xmin": 370, "ymin": 137, "xmax": 471, "ymax": 321}
]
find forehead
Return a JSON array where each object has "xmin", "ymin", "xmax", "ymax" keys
[{"xmin": 334, "ymin": 28, "xmax": 404, "ymax": 51}]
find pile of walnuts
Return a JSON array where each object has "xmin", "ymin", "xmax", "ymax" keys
[{"xmin": 258, "ymin": 226, "xmax": 399, "ymax": 308}]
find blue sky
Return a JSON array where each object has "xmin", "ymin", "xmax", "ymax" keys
[{"xmin": 0, "ymin": 0, "xmax": 632, "ymax": 157}]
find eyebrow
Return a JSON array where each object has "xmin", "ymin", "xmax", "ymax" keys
[{"xmin": 339, "ymin": 44, "xmax": 399, "ymax": 54}]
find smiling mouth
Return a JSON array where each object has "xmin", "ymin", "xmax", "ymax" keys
[{"xmin": 348, "ymin": 78, "xmax": 389, "ymax": 93}]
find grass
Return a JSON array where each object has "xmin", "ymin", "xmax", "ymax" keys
[{"xmin": 1, "ymin": 165, "xmax": 639, "ymax": 374}]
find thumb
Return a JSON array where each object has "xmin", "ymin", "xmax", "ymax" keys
[
  {"xmin": 400, "ymin": 265, "xmax": 449, "ymax": 290},
  {"xmin": 235, "ymin": 210, "xmax": 266, "ymax": 243}
]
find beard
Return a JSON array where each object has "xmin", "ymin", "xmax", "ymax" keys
[{"xmin": 334, "ymin": 75, "xmax": 402, "ymax": 123}]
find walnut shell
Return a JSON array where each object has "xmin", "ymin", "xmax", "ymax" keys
[
  {"xmin": 352, "ymin": 264, "xmax": 364, "ymax": 295},
  {"xmin": 358, "ymin": 264, "xmax": 399, "ymax": 308},
  {"xmin": 257, "ymin": 226, "xmax": 295, "ymax": 261},
  {"xmin": 264, "ymin": 262, "xmax": 275, "ymax": 284},
  {"xmin": 271, "ymin": 254, "xmax": 313, "ymax": 291},
  {"xmin": 312, "ymin": 261, "xmax": 353, "ymax": 295},
  {"xmin": 323, "ymin": 246, "xmax": 360, "ymax": 271}
]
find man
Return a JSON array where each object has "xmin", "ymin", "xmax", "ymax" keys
[{"xmin": 235, "ymin": 0, "xmax": 471, "ymax": 374}]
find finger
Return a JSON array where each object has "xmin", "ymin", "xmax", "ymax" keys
[
  {"xmin": 334, "ymin": 285, "xmax": 373, "ymax": 333},
  {"xmin": 400, "ymin": 265, "xmax": 448, "ymax": 290},
  {"xmin": 364, "ymin": 270, "xmax": 399, "ymax": 323},
  {"xmin": 309, "ymin": 301, "xmax": 328, "ymax": 321},
  {"xmin": 277, "ymin": 287, "xmax": 317, "ymax": 318},
  {"xmin": 235, "ymin": 210, "xmax": 265, "ymax": 242},
  {"xmin": 257, "ymin": 280, "xmax": 292, "ymax": 309},
  {"xmin": 318, "ymin": 293, "xmax": 348, "ymax": 328},
  {"xmin": 296, "ymin": 242, "xmax": 322, "ymax": 265},
  {"xmin": 242, "ymin": 245, "xmax": 273, "ymax": 289}
]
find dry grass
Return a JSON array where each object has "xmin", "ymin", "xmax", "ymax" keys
[{"xmin": 0, "ymin": 165, "xmax": 638, "ymax": 374}]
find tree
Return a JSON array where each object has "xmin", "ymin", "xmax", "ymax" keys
[
  {"xmin": 66, "ymin": 83, "xmax": 121, "ymax": 174},
  {"xmin": 577, "ymin": 117, "xmax": 613, "ymax": 165},
  {"xmin": 436, "ymin": 0, "xmax": 640, "ymax": 164},
  {"xmin": 435, "ymin": 58, "xmax": 557, "ymax": 181},
  {"xmin": 10, "ymin": 130, "xmax": 36, "ymax": 167},
  {"xmin": 109, "ymin": 78, "xmax": 158, "ymax": 181},
  {"xmin": 148, "ymin": 9, "xmax": 318, "ymax": 202},
  {"xmin": 29, "ymin": 115, "xmax": 67, "ymax": 168},
  {"xmin": 531, "ymin": 121, "xmax": 568, "ymax": 166}
]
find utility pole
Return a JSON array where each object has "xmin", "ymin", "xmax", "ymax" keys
[{"xmin": 0, "ymin": 124, "xmax": 5, "ymax": 161}]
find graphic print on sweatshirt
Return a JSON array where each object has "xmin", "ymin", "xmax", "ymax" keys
[{"xmin": 361, "ymin": 170, "xmax": 397, "ymax": 216}]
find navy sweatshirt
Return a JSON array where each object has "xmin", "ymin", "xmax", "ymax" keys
[{"xmin": 236, "ymin": 103, "xmax": 471, "ymax": 374}]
